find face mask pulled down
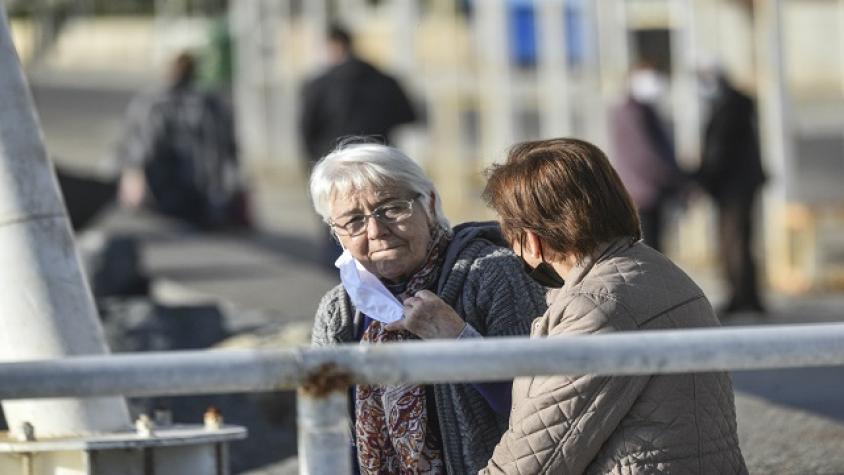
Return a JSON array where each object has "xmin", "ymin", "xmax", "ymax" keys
[{"xmin": 335, "ymin": 250, "xmax": 404, "ymax": 324}]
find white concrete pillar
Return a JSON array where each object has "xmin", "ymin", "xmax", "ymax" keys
[
  {"xmin": 258, "ymin": 0, "xmax": 286, "ymax": 165},
  {"xmin": 392, "ymin": 0, "xmax": 418, "ymax": 78},
  {"xmin": 838, "ymin": 0, "xmax": 844, "ymax": 95},
  {"xmin": 426, "ymin": 0, "xmax": 467, "ymax": 220},
  {"xmin": 476, "ymin": 0, "xmax": 516, "ymax": 164},
  {"xmin": 754, "ymin": 0, "xmax": 792, "ymax": 203},
  {"xmin": 669, "ymin": 0, "xmax": 702, "ymax": 166},
  {"xmin": 276, "ymin": 0, "xmax": 301, "ymax": 168},
  {"xmin": 230, "ymin": 0, "xmax": 289, "ymax": 166},
  {"xmin": 231, "ymin": 0, "xmax": 265, "ymax": 163},
  {"xmin": 0, "ymin": 5, "xmax": 130, "ymax": 438},
  {"xmin": 580, "ymin": 0, "xmax": 608, "ymax": 146},
  {"xmin": 754, "ymin": 0, "xmax": 796, "ymax": 288},
  {"xmin": 304, "ymin": 0, "xmax": 329, "ymax": 71},
  {"xmin": 596, "ymin": 0, "xmax": 630, "ymax": 93},
  {"xmin": 537, "ymin": 0, "xmax": 571, "ymax": 138},
  {"xmin": 590, "ymin": 0, "xmax": 630, "ymax": 150},
  {"xmin": 336, "ymin": 0, "xmax": 367, "ymax": 30}
]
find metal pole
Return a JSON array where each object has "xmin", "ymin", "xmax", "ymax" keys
[
  {"xmin": 0, "ymin": 5, "xmax": 131, "ymax": 438},
  {"xmin": 297, "ymin": 386, "xmax": 351, "ymax": 475},
  {"xmin": 537, "ymin": 0, "xmax": 571, "ymax": 138},
  {"xmin": 1, "ymin": 324, "xmax": 844, "ymax": 399}
]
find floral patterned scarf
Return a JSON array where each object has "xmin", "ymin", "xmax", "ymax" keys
[{"xmin": 355, "ymin": 226, "xmax": 452, "ymax": 474}]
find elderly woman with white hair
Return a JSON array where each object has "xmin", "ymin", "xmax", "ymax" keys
[{"xmin": 309, "ymin": 143, "xmax": 546, "ymax": 475}]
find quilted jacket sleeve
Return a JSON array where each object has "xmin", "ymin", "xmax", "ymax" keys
[{"xmin": 482, "ymin": 294, "xmax": 650, "ymax": 475}]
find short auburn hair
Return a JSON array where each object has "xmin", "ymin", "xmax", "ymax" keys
[{"xmin": 482, "ymin": 138, "xmax": 641, "ymax": 261}]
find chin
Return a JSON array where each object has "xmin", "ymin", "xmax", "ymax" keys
[{"xmin": 374, "ymin": 261, "xmax": 413, "ymax": 282}]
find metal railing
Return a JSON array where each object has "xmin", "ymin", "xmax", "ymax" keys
[{"xmin": 1, "ymin": 323, "xmax": 844, "ymax": 473}]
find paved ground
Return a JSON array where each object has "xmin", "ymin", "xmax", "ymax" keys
[{"xmin": 25, "ymin": 76, "xmax": 844, "ymax": 473}]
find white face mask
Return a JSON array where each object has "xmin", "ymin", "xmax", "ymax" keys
[
  {"xmin": 335, "ymin": 250, "xmax": 404, "ymax": 324},
  {"xmin": 629, "ymin": 69, "xmax": 666, "ymax": 104}
]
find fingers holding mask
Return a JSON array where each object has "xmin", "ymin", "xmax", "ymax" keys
[{"xmin": 386, "ymin": 290, "xmax": 465, "ymax": 339}]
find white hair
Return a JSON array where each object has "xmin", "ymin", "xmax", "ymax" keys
[{"xmin": 309, "ymin": 143, "xmax": 450, "ymax": 230}]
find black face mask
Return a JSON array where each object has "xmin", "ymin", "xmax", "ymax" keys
[
  {"xmin": 519, "ymin": 234, "xmax": 565, "ymax": 288},
  {"xmin": 523, "ymin": 260, "xmax": 566, "ymax": 288}
]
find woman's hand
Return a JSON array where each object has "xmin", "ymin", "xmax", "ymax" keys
[{"xmin": 385, "ymin": 290, "xmax": 466, "ymax": 339}]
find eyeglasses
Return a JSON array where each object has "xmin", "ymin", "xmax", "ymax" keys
[{"xmin": 330, "ymin": 198, "xmax": 417, "ymax": 237}]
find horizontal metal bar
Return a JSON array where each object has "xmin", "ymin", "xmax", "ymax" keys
[{"xmin": 0, "ymin": 323, "xmax": 843, "ymax": 399}]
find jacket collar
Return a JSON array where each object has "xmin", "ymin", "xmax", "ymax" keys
[{"xmin": 545, "ymin": 236, "xmax": 638, "ymax": 305}]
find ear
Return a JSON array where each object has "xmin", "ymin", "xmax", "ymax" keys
[
  {"xmin": 523, "ymin": 230, "xmax": 543, "ymax": 259},
  {"xmin": 425, "ymin": 191, "xmax": 438, "ymax": 227},
  {"xmin": 427, "ymin": 191, "xmax": 437, "ymax": 217}
]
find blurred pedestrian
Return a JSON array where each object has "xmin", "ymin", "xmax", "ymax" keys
[
  {"xmin": 300, "ymin": 24, "xmax": 417, "ymax": 268},
  {"xmin": 309, "ymin": 143, "xmax": 545, "ymax": 474},
  {"xmin": 609, "ymin": 64, "xmax": 686, "ymax": 252},
  {"xmin": 696, "ymin": 66, "xmax": 766, "ymax": 315},
  {"xmin": 116, "ymin": 51, "xmax": 249, "ymax": 229},
  {"xmin": 300, "ymin": 24, "xmax": 417, "ymax": 171}
]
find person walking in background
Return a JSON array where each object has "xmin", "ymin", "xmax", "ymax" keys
[
  {"xmin": 696, "ymin": 65, "xmax": 767, "ymax": 316},
  {"xmin": 300, "ymin": 24, "xmax": 417, "ymax": 267},
  {"xmin": 300, "ymin": 24, "xmax": 417, "ymax": 172},
  {"xmin": 116, "ymin": 51, "xmax": 248, "ymax": 229},
  {"xmin": 609, "ymin": 63, "xmax": 686, "ymax": 252}
]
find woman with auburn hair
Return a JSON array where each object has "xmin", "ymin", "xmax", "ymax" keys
[{"xmin": 402, "ymin": 138, "xmax": 747, "ymax": 474}]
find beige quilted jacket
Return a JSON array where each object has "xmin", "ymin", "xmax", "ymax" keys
[{"xmin": 482, "ymin": 238, "xmax": 747, "ymax": 475}]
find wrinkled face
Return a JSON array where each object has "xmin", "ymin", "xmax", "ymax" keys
[{"xmin": 329, "ymin": 186, "xmax": 434, "ymax": 283}]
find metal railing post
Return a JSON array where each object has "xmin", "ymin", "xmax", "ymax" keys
[{"xmin": 297, "ymin": 364, "xmax": 353, "ymax": 475}]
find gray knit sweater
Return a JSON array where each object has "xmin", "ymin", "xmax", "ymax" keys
[{"xmin": 311, "ymin": 222, "xmax": 547, "ymax": 474}]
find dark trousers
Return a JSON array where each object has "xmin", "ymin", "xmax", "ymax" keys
[{"xmin": 716, "ymin": 191, "xmax": 764, "ymax": 312}]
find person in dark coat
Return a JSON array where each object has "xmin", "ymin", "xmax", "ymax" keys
[
  {"xmin": 696, "ymin": 69, "xmax": 766, "ymax": 315},
  {"xmin": 116, "ymin": 52, "xmax": 248, "ymax": 229},
  {"xmin": 300, "ymin": 24, "xmax": 417, "ymax": 268},
  {"xmin": 300, "ymin": 24, "xmax": 417, "ymax": 171}
]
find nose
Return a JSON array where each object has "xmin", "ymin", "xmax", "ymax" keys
[{"xmin": 366, "ymin": 215, "xmax": 389, "ymax": 239}]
